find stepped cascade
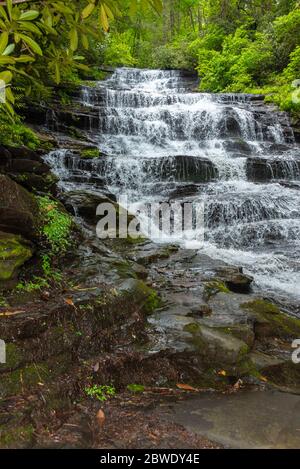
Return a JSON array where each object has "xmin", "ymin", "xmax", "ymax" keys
[{"xmin": 46, "ymin": 68, "xmax": 300, "ymax": 302}]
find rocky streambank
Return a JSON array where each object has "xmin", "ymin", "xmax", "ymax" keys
[
  {"xmin": 1, "ymin": 70, "xmax": 300, "ymax": 448},
  {"xmin": 0, "ymin": 142, "xmax": 300, "ymax": 449}
]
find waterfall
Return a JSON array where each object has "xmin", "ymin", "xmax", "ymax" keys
[{"xmin": 45, "ymin": 67, "xmax": 300, "ymax": 302}]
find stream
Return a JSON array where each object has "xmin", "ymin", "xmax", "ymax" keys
[{"xmin": 46, "ymin": 68, "xmax": 300, "ymax": 305}]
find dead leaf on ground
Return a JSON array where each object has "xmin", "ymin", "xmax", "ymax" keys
[
  {"xmin": 176, "ymin": 383, "xmax": 198, "ymax": 392},
  {"xmin": 93, "ymin": 362, "xmax": 100, "ymax": 372},
  {"xmin": 96, "ymin": 409, "xmax": 106, "ymax": 427},
  {"xmin": 0, "ymin": 310, "xmax": 26, "ymax": 317},
  {"xmin": 65, "ymin": 298, "xmax": 75, "ymax": 307},
  {"xmin": 218, "ymin": 370, "xmax": 227, "ymax": 376}
]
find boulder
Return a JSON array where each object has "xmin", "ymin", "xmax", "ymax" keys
[
  {"xmin": 216, "ymin": 266, "xmax": 253, "ymax": 293},
  {"xmin": 0, "ymin": 175, "xmax": 40, "ymax": 240},
  {"xmin": 0, "ymin": 231, "xmax": 33, "ymax": 286},
  {"xmin": 10, "ymin": 173, "xmax": 58, "ymax": 195},
  {"xmin": 152, "ymin": 155, "xmax": 218, "ymax": 183},
  {"xmin": 62, "ymin": 191, "xmax": 117, "ymax": 223},
  {"xmin": 223, "ymin": 139, "xmax": 252, "ymax": 155},
  {"xmin": 0, "ymin": 146, "xmax": 12, "ymax": 170},
  {"xmin": 5, "ymin": 146, "xmax": 43, "ymax": 161},
  {"xmin": 247, "ymin": 157, "xmax": 300, "ymax": 181},
  {"xmin": 10, "ymin": 159, "xmax": 50, "ymax": 175},
  {"xmin": 218, "ymin": 113, "xmax": 242, "ymax": 138}
]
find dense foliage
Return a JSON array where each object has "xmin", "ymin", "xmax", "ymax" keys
[
  {"xmin": 0, "ymin": 0, "xmax": 162, "ymax": 119},
  {"xmin": 1, "ymin": 0, "xmax": 300, "ymax": 134},
  {"xmin": 104, "ymin": 0, "xmax": 300, "ymax": 118}
]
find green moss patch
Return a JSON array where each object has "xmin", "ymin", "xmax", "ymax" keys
[{"xmin": 0, "ymin": 232, "xmax": 33, "ymax": 281}]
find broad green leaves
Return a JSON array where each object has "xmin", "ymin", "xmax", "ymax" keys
[{"xmin": 0, "ymin": 0, "xmax": 163, "ymax": 115}]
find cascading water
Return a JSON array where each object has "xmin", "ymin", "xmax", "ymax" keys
[{"xmin": 46, "ymin": 68, "xmax": 300, "ymax": 303}]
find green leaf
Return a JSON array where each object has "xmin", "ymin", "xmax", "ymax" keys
[
  {"xmin": 81, "ymin": 3, "xmax": 95, "ymax": 20},
  {"xmin": 54, "ymin": 62, "xmax": 60, "ymax": 84},
  {"xmin": 0, "ymin": 56, "xmax": 15, "ymax": 64},
  {"xmin": 0, "ymin": 70, "xmax": 12, "ymax": 83},
  {"xmin": 19, "ymin": 10, "xmax": 40, "ymax": 21},
  {"xmin": 19, "ymin": 34, "xmax": 43, "ymax": 56},
  {"xmin": 70, "ymin": 27, "xmax": 78, "ymax": 51},
  {"xmin": 6, "ymin": 0, "xmax": 12, "ymax": 21},
  {"xmin": 0, "ymin": 32, "xmax": 8, "ymax": 54},
  {"xmin": 81, "ymin": 33, "xmax": 89, "ymax": 50},
  {"xmin": 5, "ymin": 86, "xmax": 14, "ymax": 104},
  {"xmin": 100, "ymin": 4, "xmax": 109, "ymax": 32},
  {"xmin": 15, "ymin": 55, "xmax": 35, "ymax": 63},
  {"xmin": 3, "ymin": 43, "xmax": 15, "ymax": 56},
  {"xmin": 0, "ymin": 6, "xmax": 9, "ymax": 22},
  {"xmin": 18, "ymin": 21, "xmax": 42, "ymax": 36}
]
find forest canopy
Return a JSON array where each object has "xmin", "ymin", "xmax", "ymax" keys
[{"xmin": 0, "ymin": 0, "xmax": 300, "ymax": 136}]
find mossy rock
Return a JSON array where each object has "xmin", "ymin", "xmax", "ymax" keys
[
  {"xmin": 184, "ymin": 323, "xmax": 250, "ymax": 368},
  {"xmin": 242, "ymin": 299, "xmax": 300, "ymax": 339},
  {"xmin": 80, "ymin": 148, "xmax": 101, "ymax": 159},
  {"xmin": 204, "ymin": 280, "xmax": 230, "ymax": 300},
  {"xmin": 119, "ymin": 279, "xmax": 161, "ymax": 314},
  {"xmin": 0, "ymin": 423, "xmax": 34, "ymax": 449},
  {"xmin": 0, "ymin": 232, "xmax": 33, "ymax": 284},
  {"xmin": 0, "ymin": 343, "xmax": 23, "ymax": 371},
  {"xmin": 0, "ymin": 175, "xmax": 40, "ymax": 240}
]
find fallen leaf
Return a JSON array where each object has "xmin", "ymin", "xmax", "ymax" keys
[
  {"xmin": 218, "ymin": 370, "xmax": 227, "ymax": 376},
  {"xmin": 176, "ymin": 383, "xmax": 198, "ymax": 392},
  {"xmin": 0, "ymin": 310, "xmax": 26, "ymax": 317},
  {"xmin": 233, "ymin": 379, "xmax": 243, "ymax": 390},
  {"xmin": 260, "ymin": 376, "xmax": 268, "ymax": 382},
  {"xmin": 96, "ymin": 409, "xmax": 105, "ymax": 427},
  {"xmin": 65, "ymin": 298, "xmax": 75, "ymax": 307},
  {"xmin": 93, "ymin": 362, "xmax": 100, "ymax": 372}
]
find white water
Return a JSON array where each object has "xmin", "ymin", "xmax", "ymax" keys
[{"xmin": 46, "ymin": 68, "xmax": 300, "ymax": 303}]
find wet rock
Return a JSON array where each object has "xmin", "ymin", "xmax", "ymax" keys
[
  {"xmin": 188, "ymin": 304, "xmax": 213, "ymax": 318},
  {"xmin": 216, "ymin": 266, "xmax": 253, "ymax": 293},
  {"xmin": 223, "ymin": 139, "xmax": 252, "ymax": 155},
  {"xmin": 0, "ymin": 146, "xmax": 12, "ymax": 170},
  {"xmin": 219, "ymin": 114, "xmax": 242, "ymax": 138},
  {"xmin": 10, "ymin": 159, "xmax": 50, "ymax": 175},
  {"xmin": 241, "ymin": 299, "xmax": 300, "ymax": 339},
  {"xmin": 129, "ymin": 244, "xmax": 179, "ymax": 266},
  {"xmin": 62, "ymin": 191, "xmax": 116, "ymax": 223},
  {"xmin": 0, "ymin": 175, "xmax": 40, "ymax": 240},
  {"xmin": 166, "ymin": 155, "xmax": 218, "ymax": 183},
  {"xmin": 10, "ymin": 173, "xmax": 58, "ymax": 195},
  {"xmin": 0, "ymin": 231, "xmax": 33, "ymax": 287},
  {"xmin": 247, "ymin": 157, "xmax": 300, "ymax": 181},
  {"xmin": 168, "ymin": 184, "xmax": 200, "ymax": 200},
  {"xmin": 184, "ymin": 323, "xmax": 249, "ymax": 367},
  {"xmin": 5, "ymin": 146, "xmax": 44, "ymax": 161}
]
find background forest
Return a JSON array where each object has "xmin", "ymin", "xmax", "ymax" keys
[{"xmin": 0, "ymin": 0, "xmax": 300, "ymax": 148}]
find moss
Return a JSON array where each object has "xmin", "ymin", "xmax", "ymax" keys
[
  {"xmin": 0, "ymin": 343, "xmax": 23, "ymax": 371},
  {"xmin": 127, "ymin": 384, "xmax": 145, "ymax": 393},
  {"xmin": 80, "ymin": 148, "xmax": 101, "ymax": 159},
  {"xmin": 0, "ymin": 233, "xmax": 33, "ymax": 281},
  {"xmin": 242, "ymin": 299, "xmax": 300, "ymax": 338},
  {"xmin": 121, "ymin": 279, "xmax": 162, "ymax": 314},
  {"xmin": 204, "ymin": 280, "xmax": 230, "ymax": 300},
  {"xmin": 184, "ymin": 323, "xmax": 201, "ymax": 334},
  {"xmin": 241, "ymin": 299, "xmax": 280, "ymax": 315},
  {"xmin": 0, "ymin": 363, "xmax": 49, "ymax": 398},
  {"xmin": 0, "ymin": 424, "xmax": 34, "ymax": 448},
  {"xmin": 37, "ymin": 196, "xmax": 73, "ymax": 254}
]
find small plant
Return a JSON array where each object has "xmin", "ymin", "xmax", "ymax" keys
[
  {"xmin": 37, "ymin": 196, "xmax": 72, "ymax": 255},
  {"xmin": 127, "ymin": 384, "xmax": 145, "ymax": 393},
  {"xmin": 85, "ymin": 384, "xmax": 116, "ymax": 402},
  {"xmin": 0, "ymin": 296, "xmax": 8, "ymax": 308},
  {"xmin": 80, "ymin": 148, "xmax": 101, "ymax": 159},
  {"xmin": 16, "ymin": 276, "xmax": 50, "ymax": 293}
]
